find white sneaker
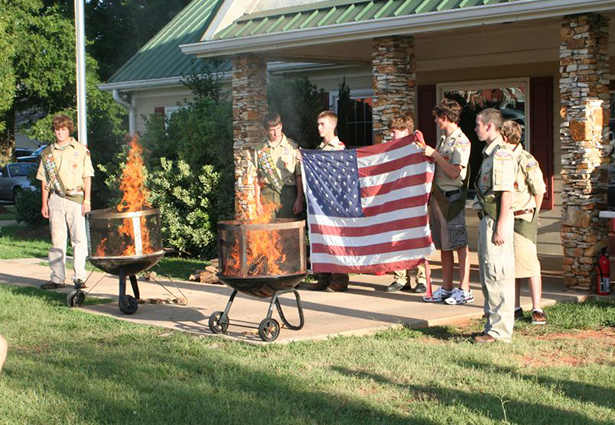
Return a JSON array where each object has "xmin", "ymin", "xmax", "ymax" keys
[
  {"xmin": 444, "ymin": 288, "xmax": 475, "ymax": 305},
  {"xmin": 424, "ymin": 287, "xmax": 453, "ymax": 303}
]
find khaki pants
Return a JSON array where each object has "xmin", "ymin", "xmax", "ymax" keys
[
  {"xmin": 478, "ymin": 214, "xmax": 515, "ymax": 342},
  {"xmin": 393, "ymin": 264, "xmax": 426, "ymax": 285},
  {"xmin": 48, "ymin": 193, "xmax": 88, "ymax": 283}
]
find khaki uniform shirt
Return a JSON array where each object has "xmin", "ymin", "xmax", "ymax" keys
[
  {"xmin": 36, "ymin": 138, "xmax": 95, "ymax": 191},
  {"xmin": 255, "ymin": 134, "xmax": 301, "ymax": 186},
  {"xmin": 317, "ymin": 136, "xmax": 345, "ymax": 151},
  {"xmin": 434, "ymin": 128, "xmax": 471, "ymax": 191},
  {"xmin": 473, "ymin": 135, "xmax": 516, "ymax": 211},
  {"xmin": 511, "ymin": 144, "xmax": 546, "ymax": 222}
]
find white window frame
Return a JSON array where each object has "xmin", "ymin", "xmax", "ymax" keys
[{"xmin": 436, "ymin": 78, "xmax": 530, "ymax": 149}]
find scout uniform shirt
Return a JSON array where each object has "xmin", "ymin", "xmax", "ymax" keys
[
  {"xmin": 434, "ymin": 128, "xmax": 471, "ymax": 191},
  {"xmin": 255, "ymin": 134, "xmax": 301, "ymax": 188},
  {"xmin": 317, "ymin": 136, "xmax": 345, "ymax": 151},
  {"xmin": 472, "ymin": 135, "xmax": 516, "ymax": 214},
  {"xmin": 511, "ymin": 143, "xmax": 546, "ymax": 222},
  {"xmin": 36, "ymin": 138, "xmax": 95, "ymax": 203}
]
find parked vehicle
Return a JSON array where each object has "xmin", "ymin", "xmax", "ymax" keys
[
  {"xmin": 13, "ymin": 148, "xmax": 34, "ymax": 161},
  {"xmin": 16, "ymin": 145, "xmax": 47, "ymax": 163},
  {"xmin": 0, "ymin": 163, "xmax": 37, "ymax": 202}
]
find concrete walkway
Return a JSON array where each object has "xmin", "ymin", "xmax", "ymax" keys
[{"xmin": 0, "ymin": 253, "xmax": 586, "ymax": 344}]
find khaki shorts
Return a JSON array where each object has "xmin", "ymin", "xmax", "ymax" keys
[
  {"xmin": 429, "ymin": 192, "xmax": 468, "ymax": 251},
  {"xmin": 513, "ymin": 232, "xmax": 541, "ymax": 278}
]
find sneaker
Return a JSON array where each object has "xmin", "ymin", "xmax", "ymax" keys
[
  {"xmin": 531, "ymin": 309, "xmax": 547, "ymax": 325},
  {"xmin": 73, "ymin": 279, "xmax": 87, "ymax": 289},
  {"xmin": 514, "ymin": 308, "xmax": 524, "ymax": 320},
  {"xmin": 444, "ymin": 288, "xmax": 475, "ymax": 305},
  {"xmin": 40, "ymin": 281, "xmax": 66, "ymax": 290},
  {"xmin": 426, "ymin": 287, "xmax": 453, "ymax": 302}
]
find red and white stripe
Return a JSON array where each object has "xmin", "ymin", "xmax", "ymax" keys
[{"xmin": 307, "ymin": 135, "xmax": 435, "ymax": 274}]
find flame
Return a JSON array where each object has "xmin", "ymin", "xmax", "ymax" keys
[
  {"xmin": 223, "ymin": 190, "xmax": 288, "ymax": 277},
  {"xmin": 95, "ymin": 135, "xmax": 154, "ymax": 257}
]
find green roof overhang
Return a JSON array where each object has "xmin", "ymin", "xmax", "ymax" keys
[{"xmin": 180, "ymin": 0, "xmax": 615, "ymax": 62}]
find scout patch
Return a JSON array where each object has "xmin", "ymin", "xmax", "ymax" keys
[
  {"xmin": 526, "ymin": 160, "xmax": 539, "ymax": 171},
  {"xmin": 494, "ymin": 150, "xmax": 513, "ymax": 160}
]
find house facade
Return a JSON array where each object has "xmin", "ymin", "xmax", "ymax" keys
[{"xmin": 101, "ymin": 0, "xmax": 615, "ymax": 291}]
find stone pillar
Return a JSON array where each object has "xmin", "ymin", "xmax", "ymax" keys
[
  {"xmin": 559, "ymin": 13, "xmax": 611, "ymax": 291},
  {"xmin": 232, "ymin": 54, "xmax": 267, "ymax": 220},
  {"xmin": 372, "ymin": 36, "xmax": 416, "ymax": 144}
]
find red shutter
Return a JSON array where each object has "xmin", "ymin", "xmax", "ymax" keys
[
  {"xmin": 154, "ymin": 106, "xmax": 165, "ymax": 115},
  {"xmin": 529, "ymin": 77, "xmax": 554, "ymax": 210},
  {"xmin": 417, "ymin": 85, "xmax": 437, "ymax": 147}
]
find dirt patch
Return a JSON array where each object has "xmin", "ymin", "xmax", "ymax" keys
[
  {"xmin": 519, "ymin": 328, "xmax": 615, "ymax": 368},
  {"xmin": 534, "ymin": 328, "xmax": 615, "ymax": 341}
]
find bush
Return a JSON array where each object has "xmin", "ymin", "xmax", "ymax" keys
[
  {"xmin": 137, "ymin": 97, "xmax": 234, "ymax": 259},
  {"xmin": 14, "ymin": 174, "xmax": 47, "ymax": 228},
  {"xmin": 147, "ymin": 159, "xmax": 220, "ymax": 258}
]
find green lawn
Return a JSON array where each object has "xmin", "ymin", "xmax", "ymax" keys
[
  {"xmin": 0, "ymin": 205, "xmax": 16, "ymax": 221},
  {"xmin": 0, "ymin": 225, "xmax": 207, "ymax": 281},
  {"xmin": 0, "ymin": 284, "xmax": 614, "ymax": 425}
]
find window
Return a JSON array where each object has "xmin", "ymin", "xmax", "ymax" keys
[
  {"xmin": 437, "ymin": 79, "xmax": 529, "ymax": 188},
  {"xmin": 330, "ymin": 89, "xmax": 373, "ymax": 148}
]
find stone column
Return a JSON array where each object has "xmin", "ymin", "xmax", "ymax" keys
[
  {"xmin": 372, "ymin": 36, "xmax": 416, "ymax": 144},
  {"xmin": 559, "ymin": 13, "xmax": 611, "ymax": 291},
  {"xmin": 232, "ymin": 54, "xmax": 268, "ymax": 219}
]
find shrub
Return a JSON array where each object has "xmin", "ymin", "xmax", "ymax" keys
[{"xmin": 14, "ymin": 174, "xmax": 47, "ymax": 228}]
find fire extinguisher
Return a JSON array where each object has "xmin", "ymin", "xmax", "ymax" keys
[{"xmin": 597, "ymin": 248, "xmax": 611, "ymax": 296}]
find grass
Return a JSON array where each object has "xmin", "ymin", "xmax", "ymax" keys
[
  {"xmin": 0, "ymin": 205, "xmax": 16, "ymax": 220},
  {"xmin": 0, "ymin": 225, "xmax": 207, "ymax": 281},
  {"xmin": 0, "ymin": 284, "xmax": 614, "ymax": 425}
]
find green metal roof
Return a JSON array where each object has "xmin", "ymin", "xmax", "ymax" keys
[
  {"xmin": 108, "ymin": 0, "xmax": 226, "ymax": 84},
  {"xmin": 213, "ymin": 0, "xmax": 522, "ymax": 40}
]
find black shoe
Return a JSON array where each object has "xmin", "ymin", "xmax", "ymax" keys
[
  {"xmin": 40, "ymin": 281, "xmax": 66, "ymax": 290},
  {"xmin": 309, "ymin": 281, "xmax": 330, "ymax": 291},
  {"xmin": 514, "ymin": 308, "xmax": 524, "ymax": 320},
  {"xmin": 412, "ymin": 283, "xmax": 427, "ymax": 294},
  {"xmin": 74, "ymin": 279, "xmax": 86, "ymax": 289},
  {"xmin": 385, "ymin": 281, "xmax": 406, "ymax": 292}
]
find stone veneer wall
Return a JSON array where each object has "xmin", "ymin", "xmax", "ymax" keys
[
  {"xmin": 559, "ymin": 13, "xmax": 611, "ymax": 291},
  {"xmin": 372, "ymin": 36, "xmax": 416, "ymax": 144},
  {"xmin": 232, "ymin": 54, "xmax": 268, "ymax": 219}
]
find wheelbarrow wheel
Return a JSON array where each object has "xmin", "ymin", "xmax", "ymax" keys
[
  {"xmin": 209, "ymin": 311, "xmax": 229, "ymax": 334},
  {"xmin": 119, "ymin": 295, "xmax": 138, "ymax": 315},
  {"xmin": 258, "ymin": 318, "xmax": 280, "ymax": 342},
  {"xmin": 66, "ymin": 289, "xmax": 86, "ymax": 307}
]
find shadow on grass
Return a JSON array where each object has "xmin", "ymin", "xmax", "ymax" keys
[
  {"xmin": 8, "ymin": 337, "xmax": 440, "ymax": 425},
  {"xmin": 454, "ymin": 357, "xmax": 615, "ymax": 412},
  {"xmin": 330, "ymin": 366, "xmax": 614, "ymax": 425}
]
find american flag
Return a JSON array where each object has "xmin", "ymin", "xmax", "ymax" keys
[{"xmin": 301, "ymin": 135, "xmax": 435, "ymax": 274}]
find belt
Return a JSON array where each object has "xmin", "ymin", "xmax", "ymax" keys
[
  {"xmin": 514, "ymin": 208, "xmax": 534, "ymax": 217},
  {"xmin": 443, "ymin": 188, "xmax": 462, "ymax": 197}
]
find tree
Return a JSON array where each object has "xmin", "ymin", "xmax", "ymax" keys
[{"xmin": 43, "ymin": 0, "xmax": 194, "ymax": 80}]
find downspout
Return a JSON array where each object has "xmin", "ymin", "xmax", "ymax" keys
[{"xmin": 112, "ymin": 89, "xmax": 136, "ymax": 135}]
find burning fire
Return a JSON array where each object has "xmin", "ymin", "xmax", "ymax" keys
[
  {"xmin": 95, "ymin": 135, "xmax": 155, "ymax": 257},
  {"xmin": 223, "ymin": 192, "xmax": 288, "ymax": 277}
]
